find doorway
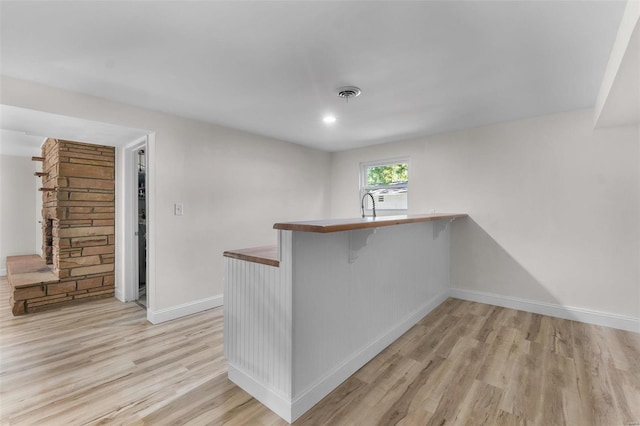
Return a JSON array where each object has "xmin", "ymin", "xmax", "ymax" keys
[
  {"xmin": 119, "ymin": 134, "xmax": 154, "ymax": 317},
  {"xmin": 136, "ymin": 147, "xmax": 147, "ymax": 307}
]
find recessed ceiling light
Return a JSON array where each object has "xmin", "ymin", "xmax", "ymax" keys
[{"xmin": 323, "ymin": 115, "xmax": 336, "ymax": 124}]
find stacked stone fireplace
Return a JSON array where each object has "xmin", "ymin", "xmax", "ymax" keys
[
  {"xmin": 41, "ymin": 138, "xmax": 116, "ymax": 278},
  {"xmin": 8, "ymin": 138, "xmax": 116, "ymax": 315}
]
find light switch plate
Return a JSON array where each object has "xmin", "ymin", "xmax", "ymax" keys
[{"xmin": 174, "ymin": 203, "xmax": 183, "ymax": 216}]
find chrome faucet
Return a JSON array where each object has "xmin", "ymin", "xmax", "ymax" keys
[{"xmin": 361, "ymin": 192, "xmax": 376, "ymax": 218}]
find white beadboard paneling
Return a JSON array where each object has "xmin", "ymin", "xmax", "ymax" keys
[{"xmin": 224, "ymin": 231, "xmax": 293, "ymax": 403}]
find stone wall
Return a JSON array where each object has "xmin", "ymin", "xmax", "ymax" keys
[{"xmin": 28, "ymin": 138, "xmax": 115, "ymax": 312}]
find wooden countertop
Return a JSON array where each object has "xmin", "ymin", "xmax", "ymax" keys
[
  {"xmin": 223, "ymin": 245, "xmax": 279, "ymax": 267},
  {"xmin": 273, "ymin": 213, "xmax": 468, "ymax": 233},
  {"xmin": 224, "ymin": 214, "xmax": 467, "ymax": 266}
]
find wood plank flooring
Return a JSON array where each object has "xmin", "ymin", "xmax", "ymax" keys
[{"xmin": 1, "ymin": 276, "xmax": 638, "ymax": 425}]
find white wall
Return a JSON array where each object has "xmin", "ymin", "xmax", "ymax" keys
[
  {"xmin": 1, "ymin": 76, "xmax": 331, "ymax": 314},
  {"xmin": 330, "ymin": 109, "xmax": 639, "ymax": 319},
  {"xmin": 3, "ymin": 76, "xmax": 638, "ymax": 323},
  {"xmin": 0, "ymin": 155, "xmax": 38, "ymax": 275},
  {"xmin": 152, "ymin": 120, "xmax": 331, "ymax": 313}
]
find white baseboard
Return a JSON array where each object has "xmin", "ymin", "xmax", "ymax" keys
[
  {"xmin": 0, "ymin": 267, "xmax": 6, "ymax": 276},
  {"xmin": 147, "ymin": 295, "xmax": 223, "ymax": 324},
  {"xmin": 228, "ymin": 364, "xmax": 294, "ymax": 423},
  {"xmin": 290, "ymin": 289, "xmax": 449, "ymax": 422},
  {"xmin": 450, "ymin": 288, "xmax": 640, "ymax": 333},
  {"xmin": 114, "ymin": 288, "xmax": 124, "ymax": 302}
]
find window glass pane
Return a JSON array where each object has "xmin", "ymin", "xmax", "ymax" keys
[
  {"xmin": 366, "ymin": 163, "xmax": 408, "ymax": 187},
  {"xmin": 362, "ymin": 161, "xmax": 408, "ymax": 211}
]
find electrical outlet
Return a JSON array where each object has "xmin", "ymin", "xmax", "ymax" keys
[{"xmin": 174, "ymin": 203, "xmax": 183, "ymax": 216}]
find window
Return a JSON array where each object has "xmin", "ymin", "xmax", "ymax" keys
[{"xmin": 360, "ymin": 159, "xmax": 409, "ymax": 213}]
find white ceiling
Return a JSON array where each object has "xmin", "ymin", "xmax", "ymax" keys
[
  {"xmin": 0, "ymin": 105, "xmax": 149, "ymax": 156},
  {"xmin": 0, "ymin": 129, "xmax": 46, "ymax": 157},
  {"xmin": 0, "ymin": 1, "xmax": 627, "ymax": 152}
]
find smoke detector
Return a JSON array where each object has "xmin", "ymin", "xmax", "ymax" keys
[{"xmin": 337, "ymin": 86, "xmax": 361, "ymax": 101}]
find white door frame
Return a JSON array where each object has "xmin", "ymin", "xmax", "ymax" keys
[{"xmin": 115, "ymin": 133, "xmax": 156, "ymax": 319}]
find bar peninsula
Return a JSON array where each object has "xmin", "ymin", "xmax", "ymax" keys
[{"xmin": 223, "ymin": 213, "xmax": 467, "ymax": 423}]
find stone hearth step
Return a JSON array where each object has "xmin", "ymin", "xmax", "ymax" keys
[
  {"xmin": 7, "ymin": 255, "xmax": 59, "ymax": 315},
  {"xmin": 7, "ymin": 255, "xmax": 58, "ymax": 288}
]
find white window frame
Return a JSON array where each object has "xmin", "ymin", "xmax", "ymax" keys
[{"xmin": 360, "ymin": 157, "xmax": 410, "ymax": 215}]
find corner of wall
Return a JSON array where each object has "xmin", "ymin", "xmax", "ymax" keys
[{"xmin": 594, "ymin": 0, "xmax": 640, "ymax": 127}]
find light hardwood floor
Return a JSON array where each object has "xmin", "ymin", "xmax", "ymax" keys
[{"xmin": 1, "ymin": 276, "xmax": 638, "ymax": 425}]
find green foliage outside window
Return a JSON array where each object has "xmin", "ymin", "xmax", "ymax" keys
[{"xmin": 367, "ymin": 163, "xmax": 408, "ymax": 186}]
